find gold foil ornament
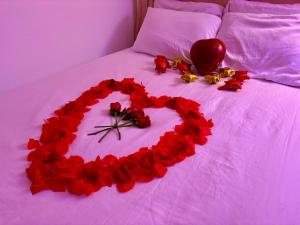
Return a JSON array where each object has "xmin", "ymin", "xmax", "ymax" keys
[
  {"xmin": 204, "ymin": 74, "xmax": 221, "ymax": 84},
  {"xmin": 181, "ymin": 72, "xmax": 198, "ymax": 83},
  {"xmin": 172, "ymin": 58, "xmax": 183, "ymax": 69},
  {"xmin": 219, "ymin": 67, "xmax": 235, "ymax": 78}
]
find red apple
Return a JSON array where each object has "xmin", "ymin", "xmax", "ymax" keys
[{"xmin": 190, "ymin": 38, "xmax": 226, "ymax": 75}]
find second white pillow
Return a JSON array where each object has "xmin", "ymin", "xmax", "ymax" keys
[
  {"xmin": 229, "ymin": 0, "xmax": 300, "ymax": 14},
  {"xmin": 217, "ymin": 12, "xmax": 300, "ymax": 87}
]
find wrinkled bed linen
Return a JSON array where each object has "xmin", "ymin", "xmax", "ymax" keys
[{"xmin": 0, "ymin": 48, "xmax": 300, "ymax": 225}]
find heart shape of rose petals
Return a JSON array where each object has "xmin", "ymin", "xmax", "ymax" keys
[{"xmin": 26, "ymin": 78, "xmax": 213, "ymax": 196}]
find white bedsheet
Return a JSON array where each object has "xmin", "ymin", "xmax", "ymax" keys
[{"xmin": 0, "ymin": 48, "xmax": 300, "ymax": 225}]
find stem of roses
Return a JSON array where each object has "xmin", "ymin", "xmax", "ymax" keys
[
  {"xmin": 88, "ymin": 127, "xmax": 111, "ymax": 136},
  {"xmin": 118, "ymin": 121, "xmax": 133, "ymax": 127},
  {"xmin": 114, "ymin": 113, "xmax": 121, "ymax": 140},
  {"xmin": 94, "ymin": 120, "xmax": 132, "ymax": 129},
  {"xmin": 117, "ymin": 114, "xmax": 125, "ymax": 123},
  {"xmin": 94, "ymin": 125, "xmax": 114, "ymax": 128},
  {"xmin": 98, "ymin": 128, "xmax": 113, "ymax": 143},
  {"xmin": 118, "ymin": 124, "xmax": 133, "ymax": 128}
]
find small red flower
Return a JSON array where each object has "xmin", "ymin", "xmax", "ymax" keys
[
  {"xmin": 135, "ymin": 115, "xmax": 151, "ymax": 128},
  {"xmin": 110, "ymin": 102, "xmax": 121, "ymax": 115},
  {"xmin": 123, "ymin": 107, "xmax": 144, "ymax": 120},
  {"xmin": 155, "ymin": 55, "xmax": 169, "ymax": 66},
  {"xmin": 154, "ymin": 55, "xmax": 170, "ymax": 73},
  {"xmin": 155, "ymin": 61, "xmax": 168, "ymax": 73},
  {"xmin": 177, "ymin": 61, "xmax": 191, "ymax": 74}
]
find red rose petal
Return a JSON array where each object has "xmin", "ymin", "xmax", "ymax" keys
[
  {"xmin": 116, "ymin": 180, "xmax": 135, "ymax": 192},
  {"xmin": 27, "ymin": 138, "xmax": 40, "ymax": 150},
  {"xmin": 153, "ymin": 163, "xmax": 167, "ymax": 178}
]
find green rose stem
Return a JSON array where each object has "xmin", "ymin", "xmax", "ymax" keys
[
  {"xmin": 97, "ymin": 121, "xmax": 119, "ymax": 143},
  {"xmin": 94, "ymin": 125, "xmax": 113, "ymax": 128},
  {"xmin": 94, "ymin": 122, "xmax": 132, "ymax": 129},
  {"xmin": 114, "ymin": 112, "xmax": 121, "ymax": 140},
  {"xmin": 87, "ymin": 127, "xmax": 111, "ymax": 136},
  {"xmin": 118, "ymin": 124, "xmax": 132, "ymax": 128},
  {"xmin": 89, "ymin": 114, "xmax": 134, "ymax": 143},
  {"xmin": 118, "ymin": 121, "xmax": 133, "ymax": 127},
  {"xmin": 98, "ymin": 127, "xmax": 113, "ymax": 143}
]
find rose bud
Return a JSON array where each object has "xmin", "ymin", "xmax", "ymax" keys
[
  {"xmin": 178, "ymin": 61, "xmax": 191, "ymax": 74},
  {"xmin": 154, "ymin": 55, "xmax": 170, "ymax": 73},
  {"xmin": 110, "ymin": 102, "xmax": 122, "ymax": 115},
  {"xmin": 155, "ymin": 61, "xmax": 168, "ymax": 73},
  {"xmin": 155, "ymin": 55, "xmax": 169, "ymax": 66},
  {"xmin": 122, "ymin": 107, "xmax": 144, "ymax": 120}
]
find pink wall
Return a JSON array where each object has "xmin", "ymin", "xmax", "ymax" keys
[{"xmin": 0, "ymin": 0, "xmax": 135, "ymax": 93}]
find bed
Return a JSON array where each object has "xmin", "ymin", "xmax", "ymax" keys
[{"xmin": 1, "ymin": 0, "xmax": 300, "ymax": 225}]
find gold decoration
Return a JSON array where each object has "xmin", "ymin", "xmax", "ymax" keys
[
  {"xmin": 204, "ymin": 74, "xmax": 221, "ymax": 84},
  {"xmin": 219, "ymin": 67, "xmax": 235, "ymax": 78},
  {"xmin": 181, "ymin": 72, "xmax": 198, "ymax": 83},
  {"xmin": 172, "ymin": 58, "xmax": 183, "ymax": 69}
]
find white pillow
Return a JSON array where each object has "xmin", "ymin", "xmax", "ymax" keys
[
  {"xmin": 217, "ymin": 12, "xmax": 300, "ymax": 87},
  {"xmin": 133, "ymin": 7, "xmax": 221, "ymax": 60},
  {"xmin": 229, "ymin": 0, "xmax": 300, "ymax": 14},
  {"xmin": 154, "ymin": 0, "xmax": 224, "ymax": 17}
]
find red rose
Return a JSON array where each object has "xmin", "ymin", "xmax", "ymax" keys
[
  {"xmin": 177, "ymin": 61, "xmax": 191, "ymax": 74},
  {"xmin": 110, "ymin": 102, "xmax": 121, "ymax": 115},
  {"xmin": 136, "ymin": 115, "xmax": 151, "ymax": 128},
  {"xmin": 123, "ymin": 107, "xmax": 144, "ymax": 120},
  {"xmin": 154, "ymin": 55, "xmax": 170, "ymax": 73},
  {"xmin": 155, "ymin": 60, "xmax": 168, "ymax": 73},
  {"xmin": 154, "ymin": 55, "xmax": 169, "ymax": 66}
]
